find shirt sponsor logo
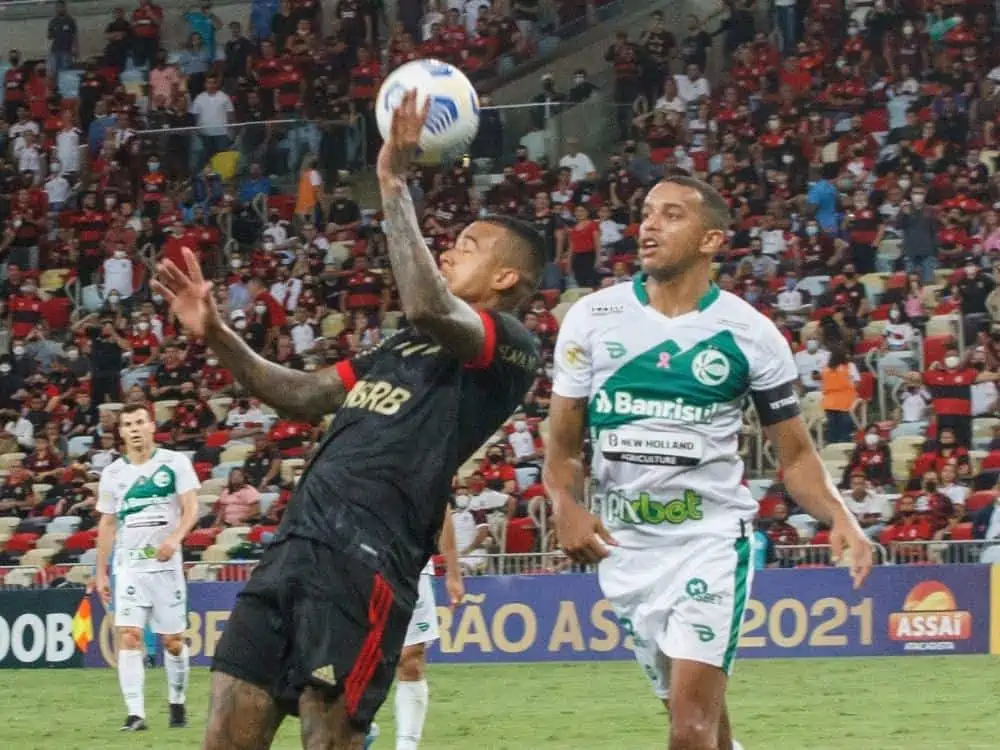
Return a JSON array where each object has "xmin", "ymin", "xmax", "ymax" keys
[
  {"xmin": 769, "ymin": 394, "xmax": 798, "ymax": 411},
  {"xmin": 604, "ymin": 489, "xmax": 703, "ymax": 525},
  {"xmin": 691, "ymin": 349, "xmax": 731, "ymax": 387},
  {"xmin": 593, "ymin": 390, "xmax": 718, "ymax": 424},
  {"xmin": 561, "ymin": 342, "xmax": 589, "ymax": 370},
  {"xmin": 342, "ymin": 379, "xmax": 412, "ymax": 415},
  {"xmin": 590, "ymin": 303, "xmax": 624, "ymax": 316},
  {"xmin": 888, "ymin": 581, "xmax": 971, "ymax": 652},
  {"xmin": 604, "ymin": 341, "xmax": 627, "ymax": 359}
]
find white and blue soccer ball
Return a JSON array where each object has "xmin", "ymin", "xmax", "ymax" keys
[{"xmin": 376, "ymin": 59, "xmax": 480, "ymax": 163}]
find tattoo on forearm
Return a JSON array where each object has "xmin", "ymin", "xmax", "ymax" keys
[
  {"xmin": 205, "ymin": 321, "xmax": 345, "ymax": 422},
  {"xmin": 380, "ymin": 178, "xmax": 483, "ymax": 358}
]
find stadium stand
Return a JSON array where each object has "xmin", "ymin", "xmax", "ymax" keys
[{"xmin": 0, "ymin": 0, "xmax": 999, "ymax": 588}]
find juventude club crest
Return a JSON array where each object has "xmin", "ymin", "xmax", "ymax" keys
[
  {"xmin": 690, "ymin": 349, "xmax": 730, "ymax": 387},
  {"xmin": 152, "ymin": 470, "xmax": 171, "ymax": 488}
]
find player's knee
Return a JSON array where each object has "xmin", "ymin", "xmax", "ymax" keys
[
  {"xmin": 396, "ymin": 645, "xmax": 426, "ymax": 682},
  {"xmin": 117, "ymin": 627, "xmax": 143, "ymax": 651},
  {"xmin": 669, "ymin": 718, "xmax": 718, "ymax": 750},
  {"xmin": 162, "ymin": 633, "xmax": 185, "ymax": 655}
]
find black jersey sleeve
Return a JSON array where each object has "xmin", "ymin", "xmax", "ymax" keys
[{"xmin": 465, "ymin": 309, "xmax": 540, "ymax": 395}]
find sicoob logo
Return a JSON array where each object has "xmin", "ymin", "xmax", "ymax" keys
[{"xmin": 888, "ymin": 581, "xmax": 971, "ymax": 651}]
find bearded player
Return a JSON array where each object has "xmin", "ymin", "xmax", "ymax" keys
[
  {"xmin": 153, "ymin": 89, "xmax": 542, "ymax": 750},
  {"xmin": 544, "ymin": 177, "xmax": 873, "ymax": 750},
  {"xmin": 95, "ymin": 403, "xmax": 201, "ymax": 732}
]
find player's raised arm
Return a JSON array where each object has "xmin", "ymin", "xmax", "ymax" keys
[
  {"xmin": 152, "ymin": 248, "xmax": 349, "ymax": 422},
  {"xmin": 376, "ymin": 89, "xmax": 485, "ymax": 363}
]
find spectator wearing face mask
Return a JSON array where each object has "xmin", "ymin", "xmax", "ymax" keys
[
  {"xmin": 775, "ymin": 273, "xmax": 809, "ymax": 321},
  {"xmin": 568, "ymin": 68, "xmax": 597, "ymax": 104},
  {"xmin": 9, "ymin": 281, "xmax": 42, "ymax": 340},
  {"xmin": 479, "ymin": 445, "xmax": 518, "ymax": 495},
  {"xmin": 843, "ymin": 426, "xmax": 893, "ymax": 488},
  {"xmin": 794, "ymin": 336, "xmax": 829, "ymax": 393},
  {"xmin": 913, "ymin": 428, "xmax": 972, "ymax": 480},
  {"xmin": 897, "ymin": 187, "xmax": 940, "ymax": 283},
  {"xmin": 952, "ymin": 259, "xmax": 995, "ymax": 343},
  {"xmin": 899, "ymin": 350, "xmax": 1000, "ymax": 449},
  {"xmin": 8, "ymin": 338, "xmax": 36, "ymax": 379},
  {"xmin": 880, "ymin": 494, "xmax": 934, "ymax": 562},
  {"xmin": 102, "ymin": 245, "xmax": 134, "ymax": 302},
  {"xmin": 44, "ymin": 162, "xmax": 70, "ymax": 212},
  {"xmin": 842, "ymin": 472, "xmax": 893, "ymax": 541},
  {"xmin": 465, "ymin": 471, "xmax": 515, "ymax": 547},
  {"xmin": 1, "ymin": 407, "xmax": 34, "ymax": 451},
  {"xmin": 169, "ymin": 382, "xmax": 218, "ymax": 450},
  {"xmin": 451, "ymin": 491, "xmax": 491, "ymax": 574}
]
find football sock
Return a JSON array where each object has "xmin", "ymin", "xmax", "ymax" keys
[
  {"xmin": 165, "ymin": 644, "xmax": 190, "ymax": 705},
  {"xmin": 394, "ymin": 679, "xmax": 429, "ymax": 750},
  {"xmin": 118, "ymin": 649, "xmax": 146, "ymax": 718}
]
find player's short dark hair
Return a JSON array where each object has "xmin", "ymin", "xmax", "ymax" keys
[
  {"xmin": 120, "ymin": 402, "xmax": 152, "ymax": 420},
  {"xmin": 480, "ymin": 214, "xmax": 545, "ymax": 309},
  {"xmin": 660, "ymin": 175, "xmax": 731, "ymax": 232}
]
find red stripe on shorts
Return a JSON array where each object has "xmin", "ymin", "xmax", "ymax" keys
[{"xmin": 343, "ymin": 573, "xmax": 393, "ymax": 716}]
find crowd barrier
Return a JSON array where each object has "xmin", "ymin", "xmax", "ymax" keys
[{"xmin": 1, "ymin": 562, "xmax": 999, "ymax": 669}]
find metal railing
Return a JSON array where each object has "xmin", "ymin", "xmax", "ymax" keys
[
  {"xmin": 882, "ymin": 539, "xmax": 995, "ymax": 565},
  {"xmin": 771, "ymin": 543, "xmax": 890, "ymax": 568}
]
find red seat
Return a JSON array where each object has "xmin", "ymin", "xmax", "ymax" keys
[
  {"xmin": 504, "ymin": 517, "xmax": 536, "ymax": 554},
  {"xmin": 922, "ymin": 335, "xmax": 955, "ymax": 368},
  {"xmin": 40, "ymin": 296, "xmax": 72, "ymax": 330},
  {"xmin": 5, "ymin": 532, "xmax": 39, "ymax": 554},
  {"xmin": 154, "ymin": 431, "xmax": 172, "ymax": 443},
  {"xmin": 950, "ymin": 522, "xmax": 974, "ymax": 541},
  {"xmin": 184, "ymin": 528, "xmax": 219, "ymax": 550},
  {"xmin": 539, "ymin": 289, "xmax": 559, "ymax": 309},
  {"xmin": 855, "ymin": 338, "xmax": 881, "ymax": 355},
  {"xmin": 811, "ymin": 529, "xmax": 831, "ymax": 545},
  {"xmin": 886, "ymin": 272, "xmax": 907, "ymax": 290},
  {"xmin": 63, "ymin": 531, "xmax": 96, "ymax": 552},
  {"xmin": 965, "ymin": 490, "xmax": 998, "ymax": 514},
  {"xmin": 194, "ymin": 461, "xmax": 214, "ymax": 481},
  {"xmin": 205, "ymin": 431, "xmax": 231, "ymax": 448},
  {"xmin": 856, "ymin": 371, "xmax": 875, "ymax": 402},
  {"xmin": 869, "ymin": 303, "xmax": 892, "ymax": 321},
  {"xmin": 268, "ymin": 195, "xmax": 296, "ymax": 221},
  {"xmin": 981, "ymin": 452, "xmax": 1000, "ymax": 471},
  {"xmin": 933, "ymin": 299, "xmax": 958, "ymax": 315},
  {"xmin": 431, "ymin": 553, "xmax": 446, "ymax": 576},
  {"xmin": 247, "ymin": 525, "xmax": 277, "ymax": 544}
]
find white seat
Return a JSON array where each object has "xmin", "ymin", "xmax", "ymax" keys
[
  {"xmin": 0, "ymin": 453, "xmax": 25, "ymax": 471},
  {"xmin": 551, "ymin": 302, "xmax": 572, "ymax": 324},
  {"xmin": 48, "ymin": 516, "xmax": 82, "ymax": 534},
  {"xmin": 201, "ymin": 544, "xmax": 230, "ymax": 563},
  {"xmin": 280, "ymin": 458, "xmax": 305, "ymax": 484},
  {"xmin": 209, "ymin": 397, "xmax": 233, "ymax": 424},
  {"xmin": 36, "ymin": 532, "xmax": 70, "ymax": 551},
  {"xmin": 78, "ymin": 548, "xmax": 98, "ymax": 565},
  {"xmin": 217, "ymin": 526, "xmax": 251, "ymax": 549},
  {"xmin": 212, "ymin": 461, "xmax": 244, "ymax": 480},
  {"xmin": 259, "ymin": 492, "xmax": 280, "ymax": 515},
  {"xmin": 0, "ymin": 517, "xmax": 21, "ymax": 534},
  {"xmin": 560, "ymin": 288, "xmax": 592, "ymax": 304},
  {"xmin": 219, "ymin": 444, "xmax": 254, "ymax": 464},
  {"xmin": 926, "ymin": 315, "xmax": 957, "ymax": 338},
  {"xmin": 821, "ymin": 442, "xmax": 856, "ymax": 462},
  {"xmin": 185, "ymin": 563, "xmax": 218, "ymax": 582},
  {"xmin": 199, "ymin": 477, "xmax": 228, "ymax": 495},
  {"xmin": 4, "ymin": 567, "xmax": 39, "ymax": 587},
  {"xmin": 20, "ymin": 548, "xmax": 55, "ymax": 567},
  {"xmin": 153, "ymin": 399, "xmax": 179, "ymax": 425},
  {"xmin": 65, "ymin": 565, "xmax": 93, "ymax": 586},
  {"xmin": 67, "ymin": 435, "xmax": 94, "ymax": 459}
]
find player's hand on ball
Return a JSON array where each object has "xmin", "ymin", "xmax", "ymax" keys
[
  {"xmin": 830, "ymin": 510, "xmax": 873, "ymax": 588},
  {"xmin": 156, "ymin": 538, "xmax": 178, "ymax": 562},
  {"xmin": 151, "ymin": 247, "xmax": 220, "ymax": 339},
  {"xmin": 554, "ymin": 502, "xmax": 617, "ymax": 564},
  {"xmin": 376, "ymin": 88, "xmax": 430, "ymax": 183}
]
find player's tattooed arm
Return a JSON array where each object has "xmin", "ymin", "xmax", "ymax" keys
[
  {"xmin": 380, "ymin": 180, "xmax": 485, "ymax": 362},
  {"xmin": 204, "ymin": 319, "xmax": 346, "ymax": 422},
  {"xmin": 542, "ymin": 395, "xmax": 589, "ymax": 508}
]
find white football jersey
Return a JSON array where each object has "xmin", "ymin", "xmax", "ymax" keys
[
  {"xmin": 552, "ymin": 276, "xmax": 799, "ymax": 545},
  {"xmin": 97, "ymin": 449, "xmax": 201, "ymax": 572}
]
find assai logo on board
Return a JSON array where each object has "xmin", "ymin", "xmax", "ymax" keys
[{"xmin": 887, "ymin": 581, "xmax": 971, "ymax": 651}]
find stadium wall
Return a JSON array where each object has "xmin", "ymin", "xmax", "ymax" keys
[{"xmin": 3, "ymin": 565, "xmax": 999, "ymax": 668}]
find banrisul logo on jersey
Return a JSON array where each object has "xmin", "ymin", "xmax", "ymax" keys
[{"xmin": 589, "ymin": 332, "xmax": 748, "ymax": 432}]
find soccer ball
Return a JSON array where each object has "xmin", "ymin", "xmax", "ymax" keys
[{"xmin": 375, "ymin": 59, "xmax": 480, "ymax": 163}]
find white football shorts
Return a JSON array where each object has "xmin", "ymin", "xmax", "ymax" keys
[
  {"xmin": 114, "ymin": 566, "xmax": 188, "ymax": 635},
  {"xmin": 403, "ymin": 571, "xmax": 440, "ymax": 648}
]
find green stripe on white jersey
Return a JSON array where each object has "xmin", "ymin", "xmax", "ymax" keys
[
  {"xmin": 96, "ymin": 448, "xmax": 201, "ymax": 572},
  {"xmin": 552, "ymin": 275, "xmax": 798, "ymax": 543}
]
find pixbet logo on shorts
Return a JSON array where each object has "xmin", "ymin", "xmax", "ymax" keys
[{"xmin": 888, "ymin": 580, "xmax": 971, "ymax": 652}]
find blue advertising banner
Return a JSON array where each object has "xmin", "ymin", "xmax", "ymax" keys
[{"xmin": 81, "ymin": 565, "xmax": 993, "ymax": 667}]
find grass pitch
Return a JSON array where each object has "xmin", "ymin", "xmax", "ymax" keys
[{"xmin": 1, "ymin": 657, "xmax": 997, "ymax": 749}]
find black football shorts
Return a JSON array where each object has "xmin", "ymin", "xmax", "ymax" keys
[{"xmin": 212, "ymin": 535, "xmax": 411, "ymax": 730}]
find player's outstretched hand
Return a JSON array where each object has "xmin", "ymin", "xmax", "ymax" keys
[
  {"xmin": 151, "ymin": 247, "xmax": 221, "ymax": 340},
  {"xmin": 445, "ymin": 571, "xmax": 465, "ymax": 611},
  {"xmin": 830, "ymin": 510, "xmax": 873, "ymax": 589},
  {"xmin": 376, "ymin": 88, "xmax": 430, "ymax": 184},
  {"xmin": 554, "ymin": 502, "xmax": 617, "ymax": 564}
]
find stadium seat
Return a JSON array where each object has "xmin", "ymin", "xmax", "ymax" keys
[
  {"xmin": 33, "ymin": 483, "xmax": 53, "ymax": 498},
  {"xmin": 63, "ymin": 530, "xmax": 96, "ymax": 553},
  {"xmin": 757, "ymin": 497, "xmax": 782, "ymax": 518},
  {"xmin": 0, "ymin": 517, "xmax": 20, "ymax": 535},
  {"xmin": 97, "ymin": 401, "xmax": 124, "ymax": 414},
  {"xmin": 280, "ymin": 458, "xmax": 305, "ymax": 484},
  {"xmin": 0, "ymin": 453, "xmax": 25, "ymax": 471},
  {"xmin": 199, "ymin": 478, "xmax": 228, "ymax": 496},
  {"xmin": 859, "ymin": 274, "xmax": 887, "ymax": 302},
  {"xmin": 503, "ymin": 517, "xmax": 537, "ymax": 554},
  {"xmin": 925, "ymin": 315, "xmax": 957, "ymax": 338},
  {"xmin": 39, "ymin": 268, "xmax": 71, "ymax": 292},
  {"xmin": 201, "ymin": 545, "xmax": 230, "ymax": 563},
  {"xmin": 821, "ymin": 442, "xmax": 855, "ymax": 462},
  {"xmin": 35, "ymin": 532, "xmax": 70, "ymax": 551},
  {"xmin": 5, "ymin": 532, "xmax": 39, "ymax": 554},
  {"xmin": 208, "ymin": 397, "xmax": 233, "ymax": 423},
  {"xmin": 965, "ymin": 491, "xmax": 998, "ymax": 514},
  {"xmin": 211, "ymin": 462, "xmax": 242, "ymax": 480},
  {"xmin": 219, "ymin": 444, "xmax": 254, "ymax": 464},
  {"xmin": 186, "ymin": 564, "xmax": 219, "ymax": 582},
  {"xmin": 382, "ymin": 311, "xmax": 404, "ymax": 330},
  {"xmin": 217, "ymin": 526, "xmax": 251, "ymax": 549},
  {"xmin": 259, "ymin": 492, "xmax": 280, "ymax": 515},
  {"xmin": 321, "ymin": 312, "xmax": 347, "ymax": 338},
  {"xmin": 982, "ymin": 453, "xmax": 1000, "ymax": 472},
  {"xmin": 48, "ymin": 516, "xmax": 82, "ymax": 534},
  {"xmin": 551, "ymin": 301, "xmax": 572, "ymax": 324},
  {"xmin": 922, "ymin": 335, "xmax": 954, "ymax": 368},
  {"xmin": 184, "ymin": 528, "xmax": 220, "ymax": 550},
  {"xmin": 950, "ymin": 522, "xmax": 974, "ymax": 541},
  {"xmin": 862, "ymin": 320, "xmax": 887, "ymax": 340},
  {"xmin": 21, "ymin": 548, "xmax": 55, "ymax": 567},
  {"xmin": 153, "ymin": 399, "xmax": 179, "ymax": 424},
  {"xmin": 559, "ymin": 288, "xmax": 592, "ymax": 305},
  {"xmin": 4, "ymin": 566, "xmax": 39, "ymax": 588},
  {"xmin": 78, "ymin": 548, "xmax": 98, "ymax": 565},
  {"xmin": 65, "ymin": 565, "xmax": 92, "ymax": 586},
  {"xmin": 67, "ymin": 435, "xmax": 94, "ymax": 458}
]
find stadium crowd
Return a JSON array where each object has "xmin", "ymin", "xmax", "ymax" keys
[{"xmin": 0, "ymin": 0, "xmax": 999, "ymax": 586}]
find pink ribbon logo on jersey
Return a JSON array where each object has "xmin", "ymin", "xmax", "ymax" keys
[{"xmin": 657, "ymin": 352, "xmax": 671, "ymax": 369}]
